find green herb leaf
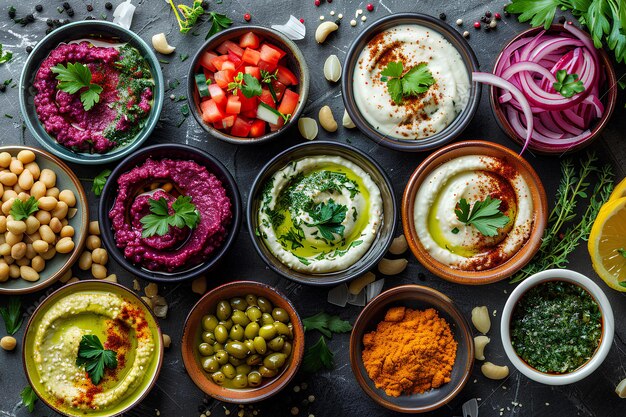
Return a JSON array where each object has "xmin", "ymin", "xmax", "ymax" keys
[
  {"xmin": 455, "ymin": 196, "xmax": 510, "ymax": 237},
  {"xmin": 228, "ymin": 72, "xmax": 262, "ymax": 98},
  {"xmin": 20, "ymin": 386, "xmax": 37, "ymax": 412},
  {"xmin": 140, "ymin": 196, "xmax": 200, "ymax": 238},
  {"xmin": 553, "ymin": 70, "xmax": 585, "ymax": 98},
  {"xmin": 0, "ymin": 44, "xmax": 13, "ymax": 64},
  {"xmin": 380, "ymin": 61, "xmax": 403, "ymax": 78},
  {"xmin": 451, "ymin": 227, "xmax": 460, "ymax": 234},
  {"xmin": 92, "ymin": 169, "xmax": 111, "ymax": 197},
  {"xmin": 379, "ymin": 61, "xmax": 435, "ymax": 104},
  {"xmin": 617, "ymin": 248, "xmax": 626, "ymax": 258},
  {"xmin": 168, "ymin": 0, "xmax": 205, "ymax": 33},
  {"xmin": 206, "ymin": 12, "xmax": 233, "ymax": 39},
  {"xmin": 302, "ymin": 336, "xmax": 334, "ymax": 373},
  {"xmin": 76, "ymin": 335, "xmax": 118, "ymax": 385},
  {"xmin": 0, "ymin": 297, "xmax": 23, "ymax": 335},
  {"xmin": 303, "ymin": 312, "xmax": 352, "ymax": 338},
  {"xmin": 505, "ymin": 0, "xmax": 559, "ymax": 29},
  {"xmin": 620, "ymin": 281, "xmax": 626, "ymax": 288},
  {"xmin": 9, "ymin": 196, "xmax": 39, "ymax": 221},
  {"xmin": 306, "ymin": 199, "xmax": 348, "ymax": 241},
  {"xmin": 50, "ymin": 62, "xmax": 103, "ymax": 111}
]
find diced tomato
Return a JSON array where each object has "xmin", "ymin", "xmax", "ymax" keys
[
  {"xmin": 242, "ymin": 48, "xmax": 261, "ymax": 66},
  {"xmin": 230, "ymin": 116, "xmax": 253, "ymax": 137},
  {"xmin": 199, "ymin": 51, "xmax": 218, "ymax": 72},
  {"xmin": 259, "ymin": 87, "xmax": 276, "ymax": 108},
  {"xmin": 223, "ymin": 40, "xmax": 244, "ymax": 57},
  {"xmin": 239, "ymin": 32, "xmax": 261, "ymax": 49},
  {"xmin": 258, "ymin": 59, "xmax": 278, "ymax": 73},
  {"xmin": 244, "ymin": 66, "xmax": 261, "ymax": 80},
  {"xmin": 209, "ymin": 55, "xmax": 229, "ymax": 71},
  {"xmin": 203, "ymin": 68, "xmax": 215, "ymax": 84},
  {"xmin": 208, "ymin": 84, "xmax": 227, "ymax": 107},
  {"xmin": 201, "ymin": 99, "xmax": 226, "ymax": 124},
  {"xmin": 226, "ymin": 95, "xmax": 242, "ymax": 114},
  {"xmin": 259, "ymin": 44, "xmax": 281, "ymax": 66},
  {"xmin": 238, "ymin": 94, "xmax": 258, "ymax": 112},
  {"xmin": 221, "ymin": 115, "xmax": 237, "ymax": 129},
  {"xmin": 214, "ymin": 69, "xmax": 235, "ymax": 88},
  {"xmin": 278, "ymin": 89, "xmax": 299, "ymax": 115},
  {"xmin": 262, "ymin": 42, "xmax": 287, "ymax": 59},
  {"xmin": 276, "ymin": 65, "xmax": 298, "ymax": 86},
  {"xmin": 249, "ymin": 119, "xmax": 266, "ymax": 137},
  {"xmin": 228, "ymin": 50, "xmax": 243, "ymax": 67},
  {"xmin": 241, "ymin": 108, "xmax": 257, "ymax": 118},
  {"xmin": 221, "ymin": 60, "xmax": 236, "ymax": 72},
  {"xmin": 271, "ymin": 80, "xmax": 286, "ymax": 101}
]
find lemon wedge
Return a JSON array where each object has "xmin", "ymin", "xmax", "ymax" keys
[
  {"xmin": 588, "ymin": 197, "xmax": 626, "ymax": 292},
  {"xmin": 609, "ymin": 177, "xmax": 626, "ymax": 201}
]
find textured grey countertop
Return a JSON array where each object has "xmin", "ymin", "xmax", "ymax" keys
[{"xmin": 0, "ymin": 0, "xmax": 625, "ymax": 416}]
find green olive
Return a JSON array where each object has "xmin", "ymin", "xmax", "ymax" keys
[
  {"xmin": 244, "ymin": 339, "xmax": 256, "ymax": 354},
  {"xmin": 213, "ymin": 342, "xmax": 224, "ymax": 352},
  {"xmin": 258, "ymin": 365, "xmax": 278, "ymax": 378},
  {"xmin": 236, "ymin": 364, "xmax": 252, "ymax": 375},
  {"xmin": 221, "ymin": 363, "xmax": 236, "ymax": 379},
  {"xmin": 246, "ymin": 354, "xmax": 263, "ymax": 366},
  {"xmin": 225, "ymin": 341, "xmax": 250, "ymax": 359},
  {"xmin": 202, "ymin": 356, "xmax": 220, "ymax": 373},
  {"xmin": 198, "ymin": 342, "xmax": 214, "ymax": 356},
  {"xmin": 215, "ymin": 350, "xmax": 229, "ymax": 365},
  {"xmin": 274, "ymin": 322, "xmax": 291, "ymax": 337},
  {"xmin": 245, "ymin": 294, "xmax": 258, "ymax": 307},
  {"xmin": 229, "ymin": 356, "xmax": 243, "ymax": 366},
  {"xmin": 211, "ymin": 371, "xmax": 226, "ymax": 385},
  {"xmin": 202, "ymin": 315, "xmax": 219, "ymax": 331},
  {"xmin": 244, "ymin": 322, "xmax": 260, "ymax": 339},
  {"xmin": 263, "ymin": 353, "xmax": 287, "ymax": 370},
  {"xmin": 246, "ymin": 306, "xmax": 263, "ymax": 322},
  {"xmin": 257, "ymin": 297, "xmax": 273, "ymax": 313},
  {"xmin": 268, "ymin": 336, "xmax": 285, "ymax": 351},
  {"xmin": 261, "ymin": 313, "xmax": 274, "ymax": 326},
  {"xmin": 219, "ymin": 319, "xmax": 233, "ymax": 330},
  {"xmin": 201, "ymin": 331, "xmax": 216, "ymax": 344},
  {"xmin": 232, "ymin": 373, "xmax": 248, "ymax": 388},
  {"xmin": 230, "ymin": 297, "xmax": 248, "ymax": 311},
  {"xmin": 247, "ymin": 370, "xmax": 262, "ymax": 387},
  {"xmin": 214, "ymin": 325, "xmax": 229, "ymax": 344},
  {"xmin": 259, "ymin": 324, "xmax": 278, "ymax": 340},
  {"xmin": 253, "ymin": 336, "xmax": 267, "ymax": 355},
  {"xmin": 216, "ymin": 300, "xmax": 232, "ymax": 321},
  {"xmin": 272, "ymin": 308, "xmax": 290, "ymax": 323},
  {"xmin": 281, "ymin": 341, "xmax": 292, "ymax": 356},
  {"xmin": 231, "ymin": 310, "xmax": 250, "ymax": 327},
  {"xmin": 229, "ymin": 324, "xmax": 245, "ymax": 341}
]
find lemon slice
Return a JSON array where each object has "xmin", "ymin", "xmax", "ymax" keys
[
  {"xmin": 609, "ymin": 177, "xmax": 626, "ymax": 201},
  {"xmin": 588, "ymin": 197, "xmax": 626, "ymax": 292}
]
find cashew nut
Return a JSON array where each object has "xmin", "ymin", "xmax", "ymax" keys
[
  {"xmin": 152, "ymin": 33, "xmax": 176, "ymax": 54},
  {"xmin": 471, "ymin": 306, "xmax": 491, "ymax": 334},
  {"xmin": 474, "ymin": 335, "xmax": 490, "ymax": 361},
  {"xmin": 389, "ymin": 235, "xmax": 408, "ymax": 255},
  {"xmin": 342, "ymin": 110, "xmax": 356, "ymax": 128},
  {"xmin": 319, "ymin": 106, "xmax": 338, "ymax": 132},
  {"xmin": 616, "ymin": 377, "xmax": 626, "ymax": 398},
  {"xmin": 315, "ymin": 21, "xmax": 339, "ymax": 44},
  {"xmin": 481, "ymin": 362, "xmax": 509, "ymax": 380},
  {"xmin": 298, "ymin": 117, "xmax": 318, "ymax": 140},
  {"xmin": 348, "ymin": 271, "xmax": 376, "ymax": 295},
  {"xmin": 323, "ymin": 54, "xmax": 342, "ymax": 82},
  {"xmin": 378, "ymin": 258, "xmax": 408, "ymax": 275}
]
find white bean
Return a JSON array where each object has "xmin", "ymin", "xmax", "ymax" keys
[
  {"xmin": 17, "ymin": 150, "xmax": 36, "ymax": 164},
  {"xmin": 20, "ymin": 265, "xmax": 39, "ymax": 282}
]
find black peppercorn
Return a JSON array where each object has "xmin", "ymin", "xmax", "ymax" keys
[
  {"xmin": 85, "ymin": 15, "xmax": 95, "ymax": 20},
  {"xmin": 26, "ymin": 46, "xmax": 33, "ymax": 53},
  {"xmin": 45, "ymin": 27, "xmax": 53, "ymax": 34},
  {"xmin": 485, "ymin": 11, "xmax": 492, "ymax": 17},
  {"xmin": 558, "ymin": 16, "xmax": 566, "ymax": 24},
  {"xmin": 25, "ymin": 14, "xmax": 35, "ymax": 23},
  {"xmin": 0, "ymin": 84, "xmax": 6, "ymax": 93},
  {"xmin": 67, "ymin": 8, "xmax": 74, "ymax": 17},
  {"xmin": 105, "ymin": 2, "xmax": 113, "ymax": 10},
  {"xmin": 480, "ymin": 16, "xmax": 487, "ymax": 22},
  {"xmin": 46, "ymin": 18, "xmax": 53, "ymax": 26},
  {"xmin": 52, "ymin": 19, "xmax": 60, "ymax": 25},
  {"xmin": 439, "ymin": 13, "xmax": 446, "ymax": 20},
  {"xmin": 63, "ymin": 2, "xmax": 70, "ymax": 10},
  {"xmin": 87, "ymin": 4, "xmax": 93, "ymax": 12},
  {"xmin": 35, "ymin": 4, "xmax": 43, "ymax": 12}
]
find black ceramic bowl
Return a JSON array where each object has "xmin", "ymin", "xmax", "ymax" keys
[
  {"xmin": 187, "ymin": 26, "xmax": 310, "ymax": 145},
  {"xmin": 98, "ymin": 144, "xmax": 242, "ymax": 283},
  {"xmin": 246, "ymin": 141, "xmax": 397, "ymax": 286},
  {"xmin": 342, "ymin": 13, "xmax": 481, "ymax": 152}
]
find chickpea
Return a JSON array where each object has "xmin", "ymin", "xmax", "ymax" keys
[
  {"xmin": 91, "ymin": 263, "xmax": 107, "ymax": 279},
  {"xmin": 3, "ymin": 255, "xmax": 14, "ymax": 265},
  {"xmin": 18, "ymin": 169, "xmax": 33, "ymax": 190},
  {"xmin": 0, "ymin": 172, "xmax": 17, "ymax": 187},
  {"xmin": 40, "ymin": 169, "xmax": 56, "ymax": 188},
  {"xmin": 9, "ymin": 263, "xmax": 20, "ymax": 279},
  {"xmin": 60, "ymin": 225, "xmax": 74, "ymax": 238},
  {"xmin": 52, "ymin": 201, "xmax": 68, "ymax": 219},
  {"xmin": 17, "ymin": 192, "xmax": 29, "ymax": 202},
  {"xmin": 30, "ymin": 181, "xmax": 46, "ymax": 200},
  {"xmin": 25, "ymin": 244, "xmax": 36, "ymax": 260},
  {"xmin": 6, "ymin": 220, "xmax": 26, "ymax": 235},
  {"xmin": 25, "ymin": 216, "xmax": 39, "ymax": 235},
  {"xmin": 46, "ymin": 187, "xmax": 60, "ymax": 199},
  {"xmin": 59, "ymin": 269, "xmax": 72, "ymax": 284},
  {"xmin": 41, "ymin": 247, "xmax": 56, "ymax": 261},
  {"xmin": 1, "ymin": 198, "xmax": 15, "ymax": 215},
  {"xmin": 5, "ymin": 231, "xmax": 23, "ymax": 246},
  {"xmin": 0, "ymin": 215, "xmax": 6, "ymax": 233},
  {"xmin": 78, "ymin": 251, "xmax": 92, "ymax": 270},
  {"xmin": 20, "ymin": 265, "xmax": 39, "ymax": 282},
  {"xmin": 0, "ymin": 183, "xmax": 3, "ymax": 198},
  {"xmin": 162, "ymin": 182, "xmax": 173, "ymax": 192},
  {"xmin": 39, "ymin": 225, "xmax": 55, "ymax": 244},
  {"xmin": 91, "ymin": 248, "xmax": 108, "ymax": 265},
  {"xmin": 31, "ymin": 256, "xmax": 45, "ymax": 272},
  {"xmin": 0, "ymin": 335, "xmax": 16, "ymax": 351},
  {"xmin": 88, "ymin": 221, "xmax": 100, "ymax": 236},
  {"xmin": 2, "ymin": 190, "xmax": 16, "ymax": 202},
  {"xmin": 35, "ymin": 210, "xmax": 51, "ymax": 225},
  {"xmin": 0, "ymin": 261, "xmax": 9, "ymax": 282},
  {"xmin": 55, "ymin": 237, "xmax": 75, "ymax": 254},
  {"xmin": 37, "ymin": 196, "xmax": 57, "ymax": 211},
  {"xmin": 9, "ymin": 159, "xmax": 23, "ymax": 175},
  {"xmin": 49, "ymin": 217, "xmax": 62, "ymax": 234},
  {"xmin": 60, "ymin": 218, "xmax": 68, "ymax": 227},
  {"xmin": 0, "ymin": 243, "xmax": 10, "ymax": 256},
  {"xmin": 86, "ymin": 235, "xmax": 101, "ymax": 250},
  {"xmin": 17, "ymin": 150, "xmax": 36, "ymax": 165},
  {"xmin": 15, "ymin": 257, "xmax": 29, "ymax": 267},
  {"xmin": 10, "ymin": 242, "xmax": 27, "ymax": 260},
  {"xmin": 24, "ymin": 162, "xmax": 40, "ymax": 180},
  {"xmin": 0, "ymin": 152, "xmax": 11, "ymax": 168},
  {"xmin": 32, "ymin": 240, "xmax": 49, "ymax": 254},
  {"xmin": 59, "ymin": 190, "xmax": 76, "ymax": 207},
  {"xmin": 28, "ymin": 232, "xmax": 41, "ymax": 242}
]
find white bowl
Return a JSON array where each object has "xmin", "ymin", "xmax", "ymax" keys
[{"xmin": 500, "ymin": 269, "xmax": 614, "ymax": 385}]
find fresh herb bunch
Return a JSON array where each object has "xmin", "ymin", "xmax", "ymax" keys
[
  {"xmin": 553, "ymin": 70, "xmax": 585, "ymax": 98},
  {"xmin": 510, "ymin": 152, "xmax": 614, "ymax": 283},
  {"xmin": 51, "ymin": 62, "xmax": 102, "ymax": 111},
  {"xmin": 455, "ymin": 196, "xmax": 510, "ymax": 237},
  {"xmin": 140, "ymin": 195, "xmax": 200, "ymax": 238},
  {"xmin": 0, "ymin": 297, "xmax": 23, "ymax": 335},
  {"xmin": 92, "ymin": 169, "xmax": 111, "ymax": 196},
  {"xmin": 506, "ymin": 0, "xmax": 626, "ymax": 63},
  {"xmin": 20, "ymin": 386, "xmax": 37, "ymax": 412},
  {"xmin": 76, "ymin": 335, "xmax": 118, "ymax": 385},
  {"xmin": 380, "ymin": 61, "xmax": 435, "ymax": 104},
  {"xmin": 305, "ymin": 199, "xmax": 348, "ymax": 241},
  {"xmin": 10, "ymin": 197, "xmax": 39, "ymax": 221},
  {"xmin": 228, "ymin": 72, "xmax": 262, "ymax": 98},
  {"xmin": 206, "ymin": 12, "xmax": 233, "ymax": 39},
  {"xmin": 168, "ymin": 0, "xmax": 205, "ymax": 33},
  {"xmin": 301, "ymin": 312, "xmax": 352, "ymax": 373}
]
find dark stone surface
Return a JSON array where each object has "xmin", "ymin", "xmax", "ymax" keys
[{"xmin": 0, "ymin": 1, "xmax": 624, "ymax": 416}]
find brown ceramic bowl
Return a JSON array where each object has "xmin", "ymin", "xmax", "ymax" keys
[
  {"xmin": 490, "ymin": 24, "xmax": 617, "ymax": 155},
  {"xmin": 349, "ymin": 285, "xmax": 474, "ymax": 413},
  {"xmin": 401, "ymin": 140, "xmax": 548, "ymax": 285},
  {"xmin": 181, "ymin": 281, "xmax": 305, "ymax": 403}
]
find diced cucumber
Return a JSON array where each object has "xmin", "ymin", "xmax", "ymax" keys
[
  {"xmin": 195, "ymin": 73, "xmax": 210, "ymax": 97},
  {"xmin": 257, "ymin": 102, "xmax": 281, "ymax": 125}
]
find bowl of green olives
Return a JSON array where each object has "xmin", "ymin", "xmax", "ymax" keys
[{"xmin": 181, "ymin": 280, "xmax": 305, "ymax": 403}]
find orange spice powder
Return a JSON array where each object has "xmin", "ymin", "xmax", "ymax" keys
[{"xmin": 361, "ymin": 306, "xmax": 457, "ymax": 397}]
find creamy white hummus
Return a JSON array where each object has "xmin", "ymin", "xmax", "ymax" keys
[{"xmin": 353, "ymin": 24, "xmax": 470, "ymax": 139}]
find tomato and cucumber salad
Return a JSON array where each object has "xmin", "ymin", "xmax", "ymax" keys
[{"xmin": 195, "ymin": 31, "xmax": 301, "ymax": 138}]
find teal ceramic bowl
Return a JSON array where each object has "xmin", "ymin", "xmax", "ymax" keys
[
  {"xmin": 19, "ymin": 21, "xmax": 164, "ymax": 165},
  {"xmin": 0, "ymin": 146, "xmax": 88, "ymax": 295}
]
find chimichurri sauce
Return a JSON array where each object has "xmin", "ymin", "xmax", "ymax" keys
[{"xmin": 510, "ymin": 281, "xmax": 602, "ymax": 374}]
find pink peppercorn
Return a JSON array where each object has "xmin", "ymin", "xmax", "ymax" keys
[
  {"xmin": 314, "ymin": 0, "xmax": 320, "ymax": 6},
  {"xmin": 300, "ymin": 18, "xmax": 305, "ymax": 23},
  {"xmin": 473, "ymin": 21, "xmax": 481, "ymax": 29},
  {"xmin": 243, "ymin": 13, "xmax": 251, "ymax": 21},
  {"xmin": 366, "ymin": 3, "xmax": 374, "ymax": 11},
  {"xmin": 494, "ymin": 12, "xmax": 501, "ymax": 20}
]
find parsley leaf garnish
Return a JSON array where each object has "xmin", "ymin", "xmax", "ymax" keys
[
  {"xmin": 76, "ymin": 335, "xmax": 118, "ymax": 385},
  {"xmin": 617, "ymin": 248, "xmax": 626, "ymax": 258},
  {"xmin": 9, "ymin": 197, "xmax": 38, "ymax": 221},
  {"xmin": 206, "ymin": 12, "xmax": 233, "ymax": 40},
  {"xmin": 302, "ymin": 336, "xmax": 334, "ymax": 373},
  {"xmin": 303, "ymin": 312, "xmax": 352, "ymax": 338},
  {"xmin": 0, "ymin": 297, "xmax": 23, "ymax": 335},
  {"xmin": 140, "ymin": 196, "xmax": 200, "ymax": 238},
  {"xmin": 0, "ymin": 44, "xmax": 13, "ymax": 64},
  {"xmin": 279, "ymin": 226, "xmax": 305, "ymax": 250},
  {"xmin": 261, "ymin": 69, "xmax": 279, "ymax": 104},
  {"xmin": 92, "ymin": 169, "xmax": 111, "ymax": 197},
  {"xmin": 228, "ymin": 72, "xmax": 262, "ymax": 98},
  {"xmin": 380, "ymin": 61, "xmax": 435, "ymax": 104},
  {"xmin": 553, "ymin": 70, "xmax": 585, "ymax": 98},
  {"xmin": 50, "ymin": 62, "xmax": 103, "ymax": 111},
  {"xmin": 20, "ymin": 386, "xmax": 38, "ymax": 412},
  {"xmin": 306, "ymin": 199, "xmax": 348, "ymax": 241},
  {"xmin": 455, "ymin": 196, "xmax": 510, "ymax": 237},
  {"xmin": 168, "ymin": 0, "xmax": 205, "ymax": 33}
]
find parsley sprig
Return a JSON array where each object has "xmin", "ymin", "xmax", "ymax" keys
[
  {"xmin": 0, "ymin": 297, "xmax": 23, "ymax": 335},
  {"xmin": 302, "ymin": 336, "xmax": 334, "ymax": 373},
  {"xmin": 168, "ymin": 0, "xmax": 205, "ymax": 33},
  {"xmin": 306, "ymin": 199, "xmax": 348, "ymax": 241},
  {"xmin": 206, "ymin": 12, "xmax": 233, "ymax": 40},
  {"xmin": 91, "ymin": 169, "xmax": 111, "ymax": 197},
  {"xmin": 553, "ymin": 70, "xmax": 585, "ymax": 98},
  {"xmin": 455, "ymin": 196, "xmax": 510, "ymax": 237},
  {"xmin": 10, "ymin": 197, "xmax": 38, "ymax": 221},
  {"xmin": 261, "ymin": 69, "xmax": 279, "ymax": 104},
  {"xmin": 20, "ymin": 386, "xmax": 38, "ymax": 412},
  {"xmin": 140, "ymin": 195, "xmax": 200, "ymax": 238},
  {"xmin": 302, "ymin": 312, "xmax": 352, "ymax": 338},
  {"xmin": 380, "ymin": 61, "xmax": 435, "ymax": 104},
  {"xmin": 0, "ymin": 44, "xmax": 13, "ymax": 65},
  {"xmin": 76, "ymin": 335, "xmax": 118, "ymax": 385},
  {"xmin": 301, "ymin": 312, "xmax": 352, "ymax": 373},
  {"xmin": 228, "ymin": 72, "xmax": 262, "ymax": 98},
  {"xmin": 51, "ymin": 62, "xmax": 102, "ymax": 111}
]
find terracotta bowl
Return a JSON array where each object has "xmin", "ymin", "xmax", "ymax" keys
[
  {"xmin": 0, "ymin": 145, "xmax": 88, "ymax": 295},
  {"xmin": 490, "ymin": 24, "xmax": 618, "ymax": 155},
  {"xmin": 401, "ymin": 140, "xmax": 548, "ymax": 285},
  {"xmin": 187, "ymin": 26, "xmax": 310, "ymax": 145},
  {"xmin": 349, "ymin": 285, "xmax": 474, "ymax": 413},
  {"xmin": 181, "ymin": 281, "xmax": 305, "ymax": 403}
]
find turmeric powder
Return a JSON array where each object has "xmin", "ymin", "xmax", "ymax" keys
[{"xmin": 361, "ymin": 306, "xmax": 457, "ymax": 397}]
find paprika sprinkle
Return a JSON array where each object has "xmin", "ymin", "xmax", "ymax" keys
[{"xmin": 361, "ymin": 306, "xmax": 457, "ymax": 396}]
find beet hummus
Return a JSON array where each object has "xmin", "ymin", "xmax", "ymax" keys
[
  {"xmin": 109, "ymin": 158, "xmax": 232, "ymax": 272},
  {"xmin": 33, "ymin": 40, "xmax": 154, "ymax": 153}
]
